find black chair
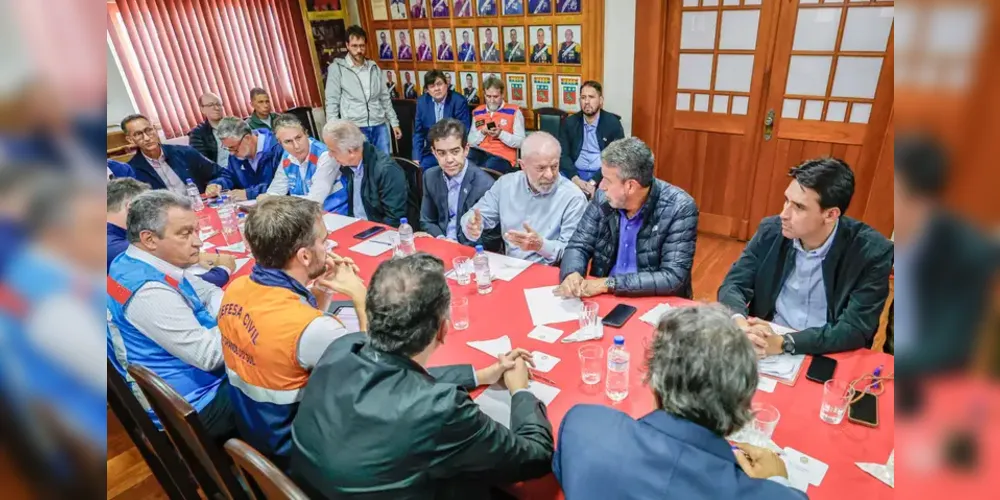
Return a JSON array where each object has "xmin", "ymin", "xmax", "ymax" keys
[
  {"xmin": 533, "ymin": 107, "xmax": 567, "ymax": 137},
  {"xmin": 225, "ymin": 439, "xmax": 309, "ymax": 500},
  {"xmin": 392, "ymin": 99, "xmax": 417, "ymax": 159},
  {"xmin": 108, "ymin": 361, "xmax": 202, "ymax": 499},
  {"xmin": 285, "ymin": 107, "xmax": 319, "ymax": 138},
  {"xmin": 128, "ymin": 365, "xmax": 249, "ymax": 500},
  {"xmin": 480, "ymin": 167, "xmax": 503, "ymax": 182},
  {"xmin": 393, "ymin": 156, "xmax": 423, "ymax": 231},
  {"xmin": 468, "ymin": 146, "xmax": 515, "ymax": 174}
]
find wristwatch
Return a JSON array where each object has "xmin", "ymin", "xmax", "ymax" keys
[
  {"xmin": 781, "ymin": 335, "xmax": 796, "ymax": 355},
  {"xmin": 605, "ymin": 277, "xmax": 616, "ymax": 294}
]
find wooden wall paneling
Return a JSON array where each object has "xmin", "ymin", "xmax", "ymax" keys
[
  {"xmin": 849, "ymin": 31, "xmax": 895, "ymax": 224},
  {"xmin": 863, "ymin": 112, "xmax": 895, "ymax": 237},
  {"xmin": 630, "ymin": 0, "xmax": 672, "ymax": 160}
]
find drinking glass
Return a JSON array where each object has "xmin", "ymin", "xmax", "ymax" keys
[
  {"xmin": 578, "ymin": 345, "xmax": 604, "ymax": 385},
  {"xmin": 750, "ymin": 402, "xmax": 780, "ymax": 444},
  {"xmin": 450, "ymin": 297, "xmax": 469, "ymax": 330},
  {"xmin": 452, "ymin": 257, "xmax": 472, "ymax": 285},
  {"xmin": 820, "ymin": 379, "xmax": 851, "ymax": 424},
  {"xmin": 198, "ymin": 213, "xmax": 217, "ymax": 241},
  {"xmin": 578, "ymin": 301, "xmax": 600, "ymax": 337}
]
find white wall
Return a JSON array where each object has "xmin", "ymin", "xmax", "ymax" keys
[
  {"xmin": 107, "ymin": 36, "xmax": 138, "ymax": 128},
  {"xmin": 602, "ymin": 0, "xmax": 637, "ymax": 135}
]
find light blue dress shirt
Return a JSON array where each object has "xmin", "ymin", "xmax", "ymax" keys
[
  {"xmin": 574, "ymin": 112, "xmax": 602, "ymax": 181},
  {"xmin": 445, "ymin": 162, "xmax": 469, "ymax": 240},
  {"xmin": 350, "ymin": 161, "xmax": 368, "ymax": 220},
  {"xmin": 773, "ymin": 222, "xmax": 838, "ymax": 331},
  {"xmin": 434, "ymin": 99, "xmax": 445, "ymax": 123},
  {"xmin": 460, "ymin": 171, "xmax": 588, "ymax": 264}
]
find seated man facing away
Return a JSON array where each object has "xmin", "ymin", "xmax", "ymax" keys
[
  {"xmin": 219, "ymin": 196, "xmax": 366, "ymax": 465},
  {"xmin": 468, "ymin": 76, "xmax": 525, "ymax": 173},
  {"xmin": 556, "ymin": 137, "xmax": 698, "ymax": 298},
  {"xmin": 107, "ymin": 191, "xmax": 235, "ymax": 439},
  {"xmin": 106, "ymin": 178, "xmax": 233, "ymax": 287},
  {"xmin": 291, "ymin": 254, "xmax": 553, "ymax": 499},
  {"xmin": 718, "ymin": 158, "xmax": 893, "ymax": 356},
  {"xmin": 206, "ymin": 117, "xmax": 285, "ymax": 201},
  {"xmin": 413, "ymin": 70, "xmax": 472, "ymax": 170},
  {"xmin": 122, "ymin": 114, "xmax": 223, "ymax": 196},
  {"xmin": 461, "ymin": 131, "xmax": 588, "ymax": 264},
  {"xmin": 417, "ymin": 118, "xmax": 501, "ymax": 251},
  {"xmin": 322, "ymin": 119, "xmax": 408, "ymax": 227},
  {"xmin": 555, "ymin": 305, "xmax": 807, "ymax": 500},
  {"xmin": 262, "ymin": 114, "xmax": 349, "ymax": 214},
  {"xmin": 557, "ymin": 81, "xmax": 625, "ymax": 197}
]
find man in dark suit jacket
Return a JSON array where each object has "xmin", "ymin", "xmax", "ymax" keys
[
  {"xmin": 291, "ymin": 254, "xmax": 553, "ymax": 499},
  {"xmin": 413, "ymin": 70, "xmax": 472, "ymax": 170},
  {"xmin": 555, "ymin": 306, "xmax": 806, "ymax": 500},
  {"xmin": 558, "ymin": 81, "xmax": 625, "ymax": 196},
  {"xmin": 417, "ymin": 119, "xmax": 501, "ymax": 251},
  {"xmin": 188, "ymin": 92, "xmax": 226, "ymax": 166},
  {"xmin": 121, "ymin": 114, "xmax": 223, "ymax": 195},
  {"xmin": 323, "ymin": 119, "xmax": 409, "ymax": 227},
  {"xmin": 718, "ymin": 158, "xmax": 893, "ymax": 356}
]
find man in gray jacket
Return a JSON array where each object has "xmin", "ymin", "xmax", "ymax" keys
[
  {"xmin": 325, "ymin": 25, "xmax": 401, "ymax": 155},
  {"xmin": 556, "ymin": 137, "xmax": 699, "ymax": 298}
]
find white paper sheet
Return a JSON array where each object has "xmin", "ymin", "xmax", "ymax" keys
[
  {"xmin": 727, "ymin": 423, "xmax": 782, "ymax": 454},
  {"xmin": 639, "ymin": 303, "xmax": 674, "ymax": 326},
  {"xmin": 529, "ymin": 351, "xmax": 560, "ymax": 372},
  {"xmin": 333, "ymin": 306, "xmax": 361, "ymax": 333},
  {"xmin": 216, "ymin": 241, "xmax": 248, "ymax": 254},
  {"xmin": 527, "ymin": 325, "xmax": 564, "ymax": 343},
  {"xmin": 475, "ymin": 381, "xmax": 561, "ymax": 428},
  {"xmin": 756, "ymin": 376, "xmax": 777, "ymax": 393},
  {"xmin": 323, "ymin": 213, "xmax": 361, "ymax": 232},
  {"xmin": 560, "ymin": 322, "xmax": 605, "ymax": 343},
  {"xmin": 348, "ymin": 231, "xmax": 398, "ymax": 257},
  {"xmin": 784, "ymin": 447, "xmax": 828, "ymax": 486},
  {"xmin": 856, "ymin": 450, "xmax": 894, "ymax": 488},
  {"xmin": 235, "ymin": 258, "xmax": 252, "ymax": 273},
  {"xmin": 484, "ymin": 252, "xmax": 533, "ymax": 281},
  {"xmin": 524, "ymin": 286, "xmax": 583, "ymax": 326},
  {"xmin": 466, "ymin": 336, "xmax": 512, "ymax": 358},
  {"xmin": 757, "ymin": 321, "xmax": 805, "ymax": 382},
  {"xmin": 201, "ymin": 241, "xmax": 216, "ymax": 251}
]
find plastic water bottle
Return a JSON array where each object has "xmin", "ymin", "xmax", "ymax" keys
[
  {"xmin": 218, "ymin": 196, "xmax": 242, "ymax": 246},
  {"xmin": 605, "ymin": 336, "xmax": 630, "ymax": 402},
  {"xmin": 396, "ymin": 217, "xmax": 416, "ymax": 256},
  {"xmin": 185, "ymin": 178, "xmax": 204, "ymax": 211},
  {"xmin": 473, "ymin": 245, "xmax": 492, "ymax": 295}
]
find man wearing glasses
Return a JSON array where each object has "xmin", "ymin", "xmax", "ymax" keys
[
  {"xmin": 122, "ymin": 113, "xmax": 223, "ymax": 196},
  {"xmin": 188, "ymin": 92, "xmax": 230, "ymax": 167},
  {"xmin": 206, "ymin": 117, "xmax": 286, "ymax": 201}
]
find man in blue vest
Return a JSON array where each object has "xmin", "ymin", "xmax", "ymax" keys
[
  {"xmin": 122, "ymin": 114, "xmax": 223, "ymax": 195},
  {"xmin": 205, "ymin": 117, "xmax": 285, "ymax": 201},
  {"xmin": 107, "ymin": 190, "xmax": 236, "ymax": 439},
  {"xmin": 261, "ymin": 114, "xmax": 349, "ymax": 215}
]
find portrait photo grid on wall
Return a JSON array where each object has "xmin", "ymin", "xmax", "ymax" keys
[{"xmin": 364, "ymin": 0, "xmax": 587, "ymax": 113}]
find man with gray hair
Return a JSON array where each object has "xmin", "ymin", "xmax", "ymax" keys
[
  {"xmin": 292, "ymin": 253, "xmax": 553, "ymax": 498},
  {"xmin": 556, "ymin": 136, "xmax": 698, "ymax": 298},
  {"xmin": 553, "ymin": 305, "xmax": 806, "ymax": 499},
  {"xmin": 461, "ymin": 131, "xmax": 587, "ymax": 264},
  {"xmin": 107, "ymin": 190, "xmax": 236, "ymax": 439},
  {"xmin": 322, "ymin": 119, "xmax": 409, "ymax": 227},
  {"xmin": 205, "ymin": 116, "xmax": 285, "ymax": 201},
  {"xmin": 188, "ymin": 92, "xmax": 230, "ymax": 166}
]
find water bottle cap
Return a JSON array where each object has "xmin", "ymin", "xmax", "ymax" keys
[
  {"xmin": 475, "ymin": 245, "xmax": 484, "ymax": 252},
  {"xmin": 613, "ymin": 335, "xmax": 625, "ymax": 345},
  {"xmin": 400, "ymin": 217, "xmax": 408, "ymax": 224},
  {"xmin": 186, "ymin": 178, "xmax": 194, "ymax": 183}
]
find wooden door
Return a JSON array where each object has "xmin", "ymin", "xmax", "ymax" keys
[
  {"xmin": 632, "ymin": 0, "xmax": 895, "ymax": 240},
  {"xmin": 747, "ymin": 0, "xmax": 895, "ymax": 238}
]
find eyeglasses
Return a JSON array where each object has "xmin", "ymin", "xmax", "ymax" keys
[
  {"xmin": 130, "ymin": 127, "xmax": 158, "ymax": 140},
  {"xmin": 224, "ymin": 134, "xmax": 250, "ymax": 153},
  {"xmin": 201, "ymin": 102, "xmax": 223, "ymax": 109}
]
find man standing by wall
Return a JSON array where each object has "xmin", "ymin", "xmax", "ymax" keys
[{"xmin": 325, "ymin": 26, "xmax": 402, "ymax": 155}]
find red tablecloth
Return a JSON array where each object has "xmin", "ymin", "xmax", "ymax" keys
[{"xmin": 208, "ymin": 215, "xmax": 895, "ymax": 499}]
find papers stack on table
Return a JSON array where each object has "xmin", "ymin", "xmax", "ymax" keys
[
  {"xmin": 757, "ymin": 321, "xmax": 804, "ymax": 383},
  {"xmin": 524, "ymin": 286, "xmax": 583, "ymax": 326},
  {"xmin": 484, "ymin": 252, "xmax": 532, "ymax": 282},
  {"xmin": 639, "ymin": 303, "xmax": 674, "ymax": 326}
]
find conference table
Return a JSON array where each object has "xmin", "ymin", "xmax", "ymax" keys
[{"xmin": 205, "ymin": 211, "xmax": 894, "ymax": 499}]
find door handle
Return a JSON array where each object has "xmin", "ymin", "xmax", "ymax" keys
[{"xmin": 763, "ymin": 109, "xmax": 775, "ymax": 141}]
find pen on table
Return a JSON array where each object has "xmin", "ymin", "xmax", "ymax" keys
[{"xmin": 528, "ymin": 370, "xmax": 557, "ymax": 386}]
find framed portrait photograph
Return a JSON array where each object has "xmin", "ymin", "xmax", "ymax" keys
[
  {"xmin": 434, "ymin": 28, "xmax": 455, "ymax": 62},
  {"xmin": 503, "ymin": 26, "xmax": 526, "ymax": 63},
  {"xmin": 410, "ymin": 0, "xmax": 428, "ymax": 18},
  {"xmin": 528, "ymin": 0, "xmax": 552, "ymax": 15},
  {"xmin": 501, "ymin": 0, "xmax": 524, "ymax": 16},
  {"xmin": 395, "ymin": 30, "xmax": 413, "ymax": 60},
  {"xmin": 430, "ymin": 0, "xmax": 451, "ymax": 17},
  {"xmin": 454, "ymin": 0, "xmax": 474, "ymax": 17},
  {"xmin": 483, "ymin": 71, "xmax": 503, "ymax": 84},
  {"xmin": 556, "ymin": 24, "xmax": 582, "ymax": 64},
  {"xmin": 445, "ymin": 71, "xmax": 458, "ymax": 92},
  {"xmin": 413, "ymin": 29, "xmax": 433, "ymax": 62},
  {"xmin": 456, "ymin": 28, "xmax": 477, "ymax": 62},
  {"xmin": 400, "ymin": 70, "xmax": 419, "ymax": 99},
  {"xmin": 478, "ymin": 27, "xmax": 502, "ymax": 63},
  {"xmin": 418, "ymin": 70, "xmax": 430, "ymax": 93},
  {"xmin": 384, "ymin": 70, "xmax": 400, "ymax": 99},
  {"xmin": 390, "ymin": 0, "xmax": 408, "ymax": 19},
  {"xmin": 478, "ymin": 0, "xmax": 497, "ymax": 16},
  {"xmin": 460, "ymin": 72, "xmax": 481, "ymax": 106},
  {"xmin": 376, "ymin": 29, "xmax": 394, "ymax": 61},
  {"xmin": 555, "ymin": 0, "xmax": 580, "ymax": 14},
  {"xmin": 529, "ymin": 26, "xmax": 553, "ymax": 64}
]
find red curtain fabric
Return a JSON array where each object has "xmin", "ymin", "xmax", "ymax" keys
[{"xmin": 108, "ymin": 0, "xmax": 321, "ymax": 138}]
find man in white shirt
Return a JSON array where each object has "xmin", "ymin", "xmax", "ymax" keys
[
  {"xmin": 468, "ymin": 77, "xmax": 525, "ymax": 173},
  {"xmin": 218, "ymin": 196, "xmax": 366, "ymax": 461},
  {"xmin": 263, "ymin": 114, "xmax": 347, "ymax": 213},
  {"xmin": 107, "ymin": 190, "xmax": 235, "ymax": 439}
]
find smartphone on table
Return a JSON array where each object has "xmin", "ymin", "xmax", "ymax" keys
[
  {"xmin": 353, "ymin": 226, "xmax": 386, "ymax": 240},
  {"xmin": 805, "ymin": 355, "xmax": 838, "ymax": 383},
  {"xmin": 848, "ymin": 392, "xmax": 879, "ymax": 427},
  {"xmin": 601, "ymin": 304, "xmax": 638, "ymax": 328}
]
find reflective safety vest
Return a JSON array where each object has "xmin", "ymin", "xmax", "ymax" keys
[
  {"xmin": 472, "ymin": 104, "xmax": 519, "ymax": 165},
  {"xmin": 279, "ymin": 138, "xmax": 349, "ymax": 215},
  {"xmin": 217, "ymin": 276, "xmax": 323, "ymax": 458}
]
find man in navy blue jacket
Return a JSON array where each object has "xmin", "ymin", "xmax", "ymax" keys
[
  {"xmin": 413, "ymin": 70, "xmax": 471, "ymax": 170},
  {"xmin": 121, "ymin": 114, "xmax": 223, "ymax": 195},
  {"xmin": 106, "ymin": 178, "xmax": 233, "ymax": 287},
  {"xmin": 554, "ymin": 305, "xmax": 807, "ymax": 500},
  {"xmin": 205, "ymin": 117, "xmax": 285, "ymax": 200}
]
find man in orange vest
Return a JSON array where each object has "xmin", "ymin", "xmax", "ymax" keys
[
  {"xmin": 217, "ymin": 196, "xmax": 367, "ymax": 465},
  {"xmin": 468, "ymin": 76, "xmax": 525, "ymax": 173}
]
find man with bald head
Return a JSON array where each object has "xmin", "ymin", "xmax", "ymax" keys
[
  {"xmin": 461, "ymin": 132, "xmax": 587, "ymax": 264},
  {"xmin": 189, "ymin": 92, "xmax": 230, "ymax": 166}
]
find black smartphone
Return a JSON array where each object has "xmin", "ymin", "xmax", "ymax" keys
[
  {"xmin": 601, "ymin": 304, "xmax": 638, "ymax": 328},
  {"xmin": 353, "ymin": 226, "xmax": 386, "ymax": 240},
  {"xmin": 848, "ymin": 392, "xmax": 879, "ymax": 427},
  {"xmin": 805, "ymin": 355, "xmax": 838, "ymax": 383},
  {"xmin": 486, "ymin": 121, "xmax": 498, "ymax": 130}
]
